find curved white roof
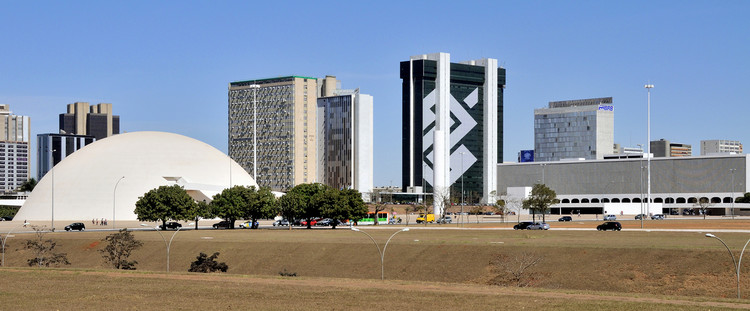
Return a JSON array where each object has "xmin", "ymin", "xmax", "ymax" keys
[{"xmin": 17, "ymin": 131, "xmax": 256, "ymax": 221}]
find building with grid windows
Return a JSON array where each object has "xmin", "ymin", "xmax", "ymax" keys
[
  {"xmin": 316, "ymin": 76, "xmax": 373, "ymax": 199},
  {"xmin": 651, "ymin": 139, "xmax": 692, "ymax": 157},
  {"xmin": 228, "ymin": 76, "xmax": 318, "ymax": 192},
  {"xmin": 59, "ymin": 102, "xmax": 120, "ymax": 140},
  {"xmin": 37, "ymin": 133, "xmax": 95, "ymax": 179},
  {"xmin": 401, "ymin": 52, "xmax": 505, "ymax": 208},
  {"xmin": 534, "ymin": 97, "xmax": 614, "ymax": 162},
  {"xmin": 701, "ymin": 140, "xmax": 743, "ymax": 155},
  {"xmin": 0, "ymin": 104, "xmax": 31, "ymax": 194}
]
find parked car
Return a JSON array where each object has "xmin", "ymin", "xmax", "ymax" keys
[
  {"xmin": 65, "ymin": 222, "xmax": 85, "ymax": 231},
  {"xmin": 316, "ymin": 218, "xmax": 333, "ymax": 226},
  {"xmin": 436, "ymin": 216, "xmax": 453, "ymax": 224},
  {"xmin": 301, "ymin": 218, "xmax": 320, "ymax": 226},
  {"xmin": 238, "ymin": 220, "xmax": 259, "ymax": 229},
  {"xmin": 159, "ymin": 222, "xmax": 182, "ymax": 230},
  {"xmin": 669, "ymin": 210, "xmax": 679, "ymax": 215},
  {"xmin": 603, "ymin": 214, "xmax": 617, "ymax": 221},
  {"xmin": 596, "ymin": 221, "xmax": 622, "ymax": 231},
  {"xmin": 1, "ymin": 216, "xmax": 13, "ymax": 221},
  {"xmin": 527, "ymin": 222, "xmax": 550, "ymax": 230},
  {"xmin": 513, "ymin": 222, "xmax": 534, "ymax": 230},
  {"xmin": 558, "ymin": 216, "xmax": 572, "ymax": 222},
  {"xmin": 273, "ymin": 219, "xmax": 290, "ymax": 227},
  {"xmin": 212, "ymin": 220, "xmax": 232, "ymax": 229},
  {"xmin": 634, "ymin": 214, "xmax": 647, "ymax": 220},
  {"xmin": 416, "ymin": 213, "xmax": 435, "ymax": 223},
  {"xmin": 651, "ymin": 214, "xmax": 665, "ymax": 220}
]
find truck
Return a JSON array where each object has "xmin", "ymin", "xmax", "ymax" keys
[{"xmin": 416, "ymin": 213, "xmax": 435, "ymax": 224}]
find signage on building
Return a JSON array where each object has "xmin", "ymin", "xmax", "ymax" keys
[
  {"xmin": 598, "ymin": 105, "xmax": 614, "ymax": 111},
  {"xmin": 519, "ymin": 150, "xmax": 534, "ymax": 162}
]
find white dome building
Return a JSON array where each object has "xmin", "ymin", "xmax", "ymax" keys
[{"xmin": 17, "ymin": 131, "xmax": 256, "ymax": 222}]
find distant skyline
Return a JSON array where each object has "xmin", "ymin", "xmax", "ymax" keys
[{"xmin": 2, "ymin": 1, "xmax": 749, "ymax": 187}]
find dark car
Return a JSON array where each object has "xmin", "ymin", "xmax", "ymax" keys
[
  {"xmin": 316, "ymin": 218, "xmax": 333, "ymax": 226},
  {"xmin": 1, "ymin": 216, "xmax": 13, "ymax": 221},
  {"xmin": 513, "ymin": 222, "xmax": 534, "ymax": 230},
  {"xmin": 596, "ymin": 221, "xmax": 622, "ymax": 231},
  {"xmin": 273, "ymin": 219, "xmax": 290, "ymax": 227},
  {"xmin": 65, "ymin": 222, "xmax": 85, "ymax": 231},
  {"xmin": 558, "ymin": 216, "xmax": 572, "ymax": 222},
  {"xmin": 651, "ymin": 214, "xmax": 665, "ymax": 220},
  {"xmin": 212, "ymin": 220, "xmax": 232, "ymax": 229},
  {"xmin": 159, "ymin": 222, "xmax": 182, "ymax": 230},
  {"xmin": 635, "ymin": 214, "xmax": 647, "ymax": 220}
]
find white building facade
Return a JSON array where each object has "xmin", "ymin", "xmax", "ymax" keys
[{"xmin": 0, "ymin": 105, "xmax": 31, "ymax": 193}]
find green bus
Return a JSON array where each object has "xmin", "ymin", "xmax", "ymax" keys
[{"xmin": 357, "ymin": 211, "xmax": 389, "ymax": 225}]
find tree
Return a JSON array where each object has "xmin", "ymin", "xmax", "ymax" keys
[
  {"xmin": 243, "ymin": 186, "xmax": 277, "ymax": 227},
  {"xmin": 694, "ymin": 197, "xmax": 713, "ymax": 220},
  {"xmin": 736, "ymin": 193, "xmax": 750, "ymax": 203},
  {"xmin": 134, "ymin": 185, "xmax": 195, "ymax": 229},
  {"xmin": 99, "ymin": 229, "xmax": 143, "ymax": 270},
  {"xmin": 277, "ymin": 191, "xmax": 304, "ymax": 230},
  {"xmin": 496, "ymin": 198, "xmax": 510, "ymax": 223},
  {"xmin": 522, "ymin": 184, "xmax": 559, "ymax": 222},
  {"xmin": 489, "ymin": 252, "xmax": 544, "ymax": 287},
  {"xmin": 372, "ymin": 202, "xmax": 387, "ymax": 226},
  {"xmin": 17, "ymin": 178, "xmax": 37, "ymax": 192},
  {"xmin": 24, "ymin": 226, "xmax": 70, "ymax": 267},
  {"xmin": 283, "ymin": 183, "xmax": 327, "ymax": 229},
  {"xmin": 319, "ymin": 188, "xmax": 367, "ymax": 229},
  {"xmin": 210, "ymin": 186, "xmax": 247, "ymax": 229},
  {"xmin": 470, "ymin": 205, "xmax": 484, "ymax": 224},
  {"xmin": 188, "ymin": 252, "xmax": 228, "ymax": 273},
  {"xmin": 187, "ymin": 200, "xmax": 214, "ymax": 230}
]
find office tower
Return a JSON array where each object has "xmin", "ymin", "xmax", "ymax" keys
[
  {"xmin": 0, "ymin": 104, "xmax": 31, "ymax": 193},
  {"xmin": 59, "ymin": 102, "xmax": 120, "ymax": 140},
  {"xmin": 316, "ymin": 76, "xmax": 373, "ymax": 199},
  {"xmin": 401, "ymin": 52, "xmax": 505, "ymax": 209},
  {"xmin": 701, "ymin": 140, "xmax": 743, "ymax": 155},
  {"xmin": 228, "ymin": 76, "xmax": 318, "ymax": 192},
  {"xmin": 651, "ymin": 139, "xmax": 692, "ymax": 157},
  {"xmin": 37, "ymin": 133, "xmax": 96, "ymax": 179},
  {"xmin": 534, "ymin": 97, "xmax": 614, "ymax": 162}
]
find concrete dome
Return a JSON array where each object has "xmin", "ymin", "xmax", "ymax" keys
[{"xmin": 18, "ymin": 131, "xmax": 255, "ymax": 221}]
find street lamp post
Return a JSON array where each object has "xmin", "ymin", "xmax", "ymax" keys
[
  {"xmin": 645, "ymin": 84, "xmax": 654, "ymax": 218},
  {"xmin": 2, "ymin": 222, "xmax": 30, "ymax": 266},
  {"xmin": 637, "ymin": 144, "xmax": 644, "ymax": 229},
  {"xmin": 350, "ymin": 227, "xmax": 409, "ymax": 280},
  {"xmin": 141, "ymin": 223, "xmax": 194, "ymax": 272},
  {"xmin": 705, "ymin": 233, "xmax": 750, "ymax": 299},
  {"xmin": 460, "ymin": 152, "xmax": 465, "ymax": 225},
  {"xmin": 113, "ymin": 176, "xmax": 125, "ymax": 229},
  {"xmin": 51, "ymin": 148, "xmax": 57, "ymax": 232}
]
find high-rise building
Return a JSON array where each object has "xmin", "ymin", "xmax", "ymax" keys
[
  {"xmin": 534, "ymin": 97, "xmax": 614, "ymax": 162},
  {"xmin": 701, "ymin": 140, "xmax": 743, "ymax": 155},
  {"xmin": 401, "ymin": 53, "xmax": 505, "ymax": 209},
  {"xmin": 0, "ymin": 104, "xmax": 31, "ymax": 193},
  {"xmin": 651, "ymin": 139, "xmax": 692, "ymax": 157},
  {"xmin": 59, "ymin": 102, "xmax": 120, "ymax": 140},
  {"xmin": 37, "ymin": 133, "xmax": 96, "ymax": 179},
  {"xmin": 316, "ymin": 76, "xmax": 373, "ymax": 199},
  {"xmin": 228, "ymin": 76, "xmax": 318, "ymax": 192}
]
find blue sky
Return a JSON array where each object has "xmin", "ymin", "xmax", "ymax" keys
[{"xmin": 2, "ymin": 1, "xmax": 749, "ymax": 187}]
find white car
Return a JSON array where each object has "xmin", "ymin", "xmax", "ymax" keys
[
  {"xmin": 527, "ymin": 222, "xmax": 550, "ymax": 230},
  {"xmin": 603, "ymin": 214, "xmax": 617, "ymax": 221}
]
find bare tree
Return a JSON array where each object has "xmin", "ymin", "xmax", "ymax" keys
[
  {"xmin": 100, "ymin": 229, "xmax": 143, "ymax": 270},
  {"xmin": 433, "ymin": 187, "xmax": 451, "ymax": 224},
  {"xmin": 24, "ymin": 226, "xmax": 70, "ymax": 267},
  {"xmin": 470, "ymin": 205, "xmax": 484, "ymax": 224},
  {"xmin": 489, "ymin": 252, "xmax": 544, "ymax": 287},
  {"xmin": 694, "ymin": 197, "xmax": 713, "ymax": 220}
]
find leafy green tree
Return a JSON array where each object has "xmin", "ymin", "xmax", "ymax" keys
[
  {"xmin": 319, "ymin": 188, "xmax": 367, "ymax": 229},
  {"xmin": 277, "ymin": 191, "xmax": 304, "ymax": 230},
  {"xmin": 522, "ymin": 184, "xmax": 559, "ymax": 222},
  {"xmin": 284, "ymin": 183, "xmax": 327, "ymax": 229},
  {"xmin": 736, "ymin": 193, "xmax": 750, "ymax": 203},
  {"xmin": 210, "ymin": 186, "xmax": 247, "ymax": 229},
  {"xmin": 134, "ymin": 185, "xmax": 195, "ymax": 229},
  {"xmin": 17, "ymin": 178, "xmax": 37, "ymax": 192},
  {"xmin": 99, "ymin": 229, "xmax": 143, "ymax": 270},
  {"xmin": 187, "ymin": 200, "xmax": 214, "ymax": 230},
  {"xmin": 243, "ymin": 187, "xmax": 277, "ymax": 228}
]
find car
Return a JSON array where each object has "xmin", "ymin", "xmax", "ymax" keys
[
  {"xmin": 669, "ymin": 210, "xmax": 679, "ymax": 215},
  {"xmin": 558, "ymin": 216, "xmax": 572, "ymax": 222},
  {"xmin": 238, "ymin": 220, "xmax": 258, "ymax": 229},
  {"xmin": 273, "ymin": 219, "xmax": 290, "ymax": 227},
  {"xmin": 527, "ymin": 222, "xmax": 550, "ymax": 230},
  {"xmin": 603, "ymin": 214, "xmax": 617, "ymax": 221},
  {"xmin": 159, "ymin": 222, "xmax": 182, "ymax": 230},
  {"xmin": 1, "ymin": 216, "xmax": 13, "ymax": 221},
  {"xmin": 651, "ymin": 214, "xmax": 665, "ymax": 220},
  {"xmin": 212, "ymin": 220, "xmax": 232, "ymax": 229},
  {"xmin": 634, "ymin": 214, "xmax": 647, "ymax": 220},
  {"xmin": 316, "ymin": 218, "xmax": 333, "ymax": 226},
  {"xmin": 596, "ymin": 221, "xmax": 622, "ymax": 231},
  {"xmin": 436, "ymin": 216, "xmax": 453, "ymax": 224},
  {"xmin": 65, "ymin": 222, "xmax": 85, "ymax": 231},
  {"xmin": 513, "ymin": 222, "xmax": 534, "ymax": 230},
  {"xmin": 301, "ymin": 218, "xmax": 320, "ymax": 226}
]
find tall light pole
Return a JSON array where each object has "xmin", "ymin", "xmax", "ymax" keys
[
  {"xmin": 645, "ymin": 84, "xmax": 654, "ymax": 216},
  {"xmin": 250, "ymin": 84, "xmax": 260, "ymax": 181},
  {"xmin": 705, "ymin": 233, "xmax": 750, "ymax": 299},
  {"xmin": 351, "ymin": 227, "xmax": 409, "ymax": 280},
  {"xmin": 113, "ymin": 176, "xmax": 125, "ymax": 229},
  {"xmin": 731, "ymin": 168, "xmax": 737, "ymax": 219},
  {"xmin": 51, "ymin": 148, "xmax": 57, "ymax": 232},
  {"xmin": 460, "ymin": 152, "xmax": 465, "ymax": 208},
  {"xmin": 2, "ymin": 222, "xmax": 29, "ymax": 266},
  {"xmin": 637, "ymin": 144, "xmax": 644, "ymax": 228},
  {"xmin": 141, "ymin": 223, "xmax": 194, "ymax": 272}
]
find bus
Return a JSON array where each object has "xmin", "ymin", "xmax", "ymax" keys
[{"xmin": 357, "ymin": 211, "xmax": 389, "ymax": 225}]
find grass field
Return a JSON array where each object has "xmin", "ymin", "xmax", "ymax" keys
[{"xmin": 2, "ymin": 219, "xmax": 750, "ymax": 309}]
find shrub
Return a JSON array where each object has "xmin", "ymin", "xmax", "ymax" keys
[
  {"xmin": 188, "ymin": 252, "xmax": 228, "ymax": 273},
  {"xmin": 99, "ymin": 229, "xmax": 143, "ymax": 270}
]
